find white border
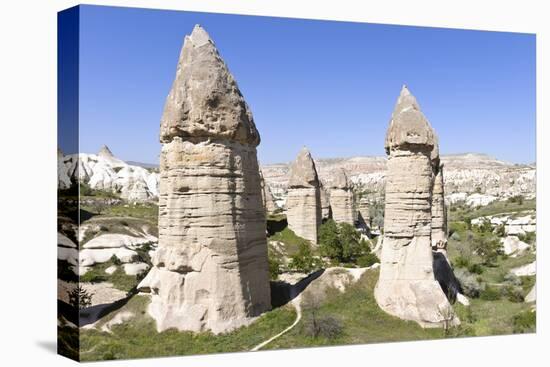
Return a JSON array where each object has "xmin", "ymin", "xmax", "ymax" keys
[{"xmin": 0, "ymin": 1, "xmax": 547, "ymax": 366}]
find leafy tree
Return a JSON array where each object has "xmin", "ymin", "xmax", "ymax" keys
[
  {"xmin": 318, "ymin": 220, "xmax": 341, "ymax": 260},
  {"xmin": 471, "ymin": 232, "xmax": 501, "ymax": 266},
  {"xmin": 290, "ymin": 242, "xmax": 322, "ymax": 273},
  {"xmin": 339, "ymin": 222, "xmax": 362, "ymax": 261}
]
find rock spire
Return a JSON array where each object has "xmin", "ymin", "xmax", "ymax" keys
[
  {"xmin": 375, "ymin": 85, "xmax": 458, "ymax": 328},
  {"xmin": 138, "ymin": 25, "xmax": 271, "ymax": 334},
  {"xmin": 286, "ymin": 147, "xmax": 322, "ymax": 243},
  {"xmin": 328, "ymin": 168, "xmax": 355, "ymax": 224}
]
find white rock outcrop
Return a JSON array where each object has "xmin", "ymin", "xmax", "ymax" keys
[
  {"xmin": 500, "ymin": 236, "xmax": 530, "ymax": 257},
  {"xmin": 58, "ymin": 145, "xmax": 159, "ymax": 202},
  {"xmin": 511, "ymin": 261, "xmax": 536, "ymax": 277},
  {"xmin": 374, "ymin": 85, "xmax": 459, "ymax": 328},
  {"xmin": 138, "ymin": 25, "xmax": 271, "ymax": 334},
  {"xmin": 328, "ymin": 168, "xmax": 355, "ymax": 224},
  {"xmin": 285, "ymin": 147, "xmax": 322, "ymax": 243}
]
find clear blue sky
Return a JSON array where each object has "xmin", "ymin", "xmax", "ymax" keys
[{"xmin": 69, "ymin": 5, "xmax": 536, "ymax": 165}]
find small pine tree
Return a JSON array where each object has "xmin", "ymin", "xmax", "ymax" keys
[{"xmin": 68, "ymin": 286, "xmax": 93, "ymax": 309}]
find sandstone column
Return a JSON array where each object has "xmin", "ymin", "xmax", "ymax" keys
[
  {"xmin": 286, "ymin": 147, "xmax": 322, "ymax": 243},
  {"xmin": 357, "ymin": 196, "xmax": 371, "ymax": 230},
  {"xmin": 260, "ymin": 169, "xmax": 279, "ymax": 215},
  {"xmin": 319, "ymin": 183, "xmax": 331, "ymax": 219},
  {"xmin": 138, "ymin": 25, "xmax": 271, "ymax": 334},
  {"xmin": 328, "ymin": 168, "xmax": 355, "ymax": 224},
  {"xmin": 374, "ymin": 85, "xmax": 458, "ymax": 328},
  {"xmin": 431, "ymin": 163, "xmax": 448, "ymax": 256}
]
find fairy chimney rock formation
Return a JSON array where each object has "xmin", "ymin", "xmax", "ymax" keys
[
  {"xmin": 260, "ymin": 169, "xmax": 279, "ymax": 214},
  {"xmin": 328, "ymin": 168, "xmax": 355, "ymax": 224},
  {"xmin": 357, "ymin": 196, "xmax": 371, "ymax": 229},
  {"xmin": 374, "ymin": 85, "xmax": 459, "ymax": 328},
  {"xmin": 286, "ymin": 147, "xmax": 322, "ymax": 243},
  {"xmin": 138, "ymin": 25, "xmax": 271, "ymax": 334},
  {"xmin": 319, "ymin": 183, "xmax": 331, "ymax": 219},
  {"xmin": 431, "ymin": 163, "xmax": 448, "ymax": 255}
]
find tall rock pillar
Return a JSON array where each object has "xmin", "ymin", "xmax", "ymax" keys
[
  {"xmin": 374, "ymin": 86, "xmax": 458, "ymax": 328},
  {"xmin": 138, "ymin": 25, "xmax": 271, "ymax": 334},
  {"xmin": 431, "ymin": 163, "xmax": 448, "ymax": 256},
  {"xmin": 286, "ymin": 147, "xmax": 322, "ymax": 243},
  {"xmin": 329, "ymin": 168, "xmax": 355, "ymax": 224}
]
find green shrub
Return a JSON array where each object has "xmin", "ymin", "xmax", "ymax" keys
[
  {"xmin": 319, "ymin": 220, "xmax": 366, "ymax": 264},
  {"xmin": 303, "ymin": 314, "xmax": 343, "ymax": 339},
  {"xmin": 454, "ymin": 268, "xmax": 483, "ymax": 298},
  {"xmin": 467, "ymin": 263, "xmax": 484, "ymax": 275},
  {"xmin": 357, "ymin": 253, "xmax": 380, "ymax": 267},
  {"xmin": 501, "ymin": 285, "xmax": 524, "ymax": 303},
  {"xmin": 268, "ymin": 255, "xmax": 281, "ymax": 280},
  {"xmin": 471, "ymin": 232, "xmax": 501, "ymax": 266},
  {"xmin": 512, "ymin": 310, "xmax": 536, "ymax": 333},
  {"xmin": 453, "ymin": 255, "xmax": 471, "ymax": 269},
  {"xmin": 289, "ymin": 242, "xmax": 322, "ymax": 273},
  {"xmin": 110, "ymin": 254, "xmax": 122, "ymax": 266},
  {"xmin": 450, "ymin": 231, "xmax": 461, "ymax": 241},
  {"xmin": 479, "ymin": 286, "xmax": 501, "ymax": 301}
]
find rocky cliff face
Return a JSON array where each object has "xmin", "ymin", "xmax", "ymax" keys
[
  {"xmin": 328, "ymin": 168, "xmax": 355, "ymax": 224},
  {"xmin": 286, "ymin": 147, "xmax": 322, "ymax": 244},
  {"xmin": 374, "ymin": 86, "xmax": 458, "ymax": 328},
  {"xmin": 137, "ymin": 25, "xmax": 271, "ymax": 334}
]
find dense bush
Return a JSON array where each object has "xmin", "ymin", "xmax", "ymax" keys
[
  {"xmin": 318, "ymin": 220, "xmax": 373, "ymax": 264},
  {"xmin": 454, "ymin": 268, "xmax": 483, "ymax": 298},
  {"xmin": 512, "ymin": 310, "xmax": 536, "ymax": 333},
  {"xmin": 303, "ymin": 314, "xmax": 343, "ymax": 339},
  {"xmin": 357, "ymin": 252, "xmax": 380, "ymax": 267},
  {"xmin": 479, "ymin": 286, "xmax": 501, "ymax": 301},
  {"xmin": 289, "ymin": 242, "xmax": 323, "ymax": 273}
]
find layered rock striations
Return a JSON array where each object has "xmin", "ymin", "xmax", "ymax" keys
[
  {"xmin": 260, "ymin": 169, "xmax": 279, "ymax": 214},
  {"xmin": 286, "ymin": 147, "xmax": 322, "ymax": 243},
  {"xmin": 138, "ymin": 25, "xmax": 271, "ymax": 334},
  {"xmin": 328, "ymin": 168, "xmax": 355, "ymax": 224},
  {"xmin": 374, "ymin": 85, "xmax": 458, "ymax": 328}
]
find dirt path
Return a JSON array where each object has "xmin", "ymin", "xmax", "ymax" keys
[{"xmin": 250, "ymin": 295, "xmax": 302, "ymax": 352}]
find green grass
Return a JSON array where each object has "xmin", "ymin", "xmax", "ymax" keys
[
  {"xmin": 79, "ymin": 296, "xmax": 296, "ymax": 361},
  {"xmin": 268, "ymin": 227, "xmax": 315, "ymax": 257},
  {"xmin": 453, "ymin": 298, "xmax": 535, "ymax": 336},
  {"xmin": 80, "ymin": 203, "xmax": 158, "ymax": 222},
  {"xmin": 265, "ymin": 270, "xmax": 444, "ymax": 350},
  {"xmin": 79, "ymin": 260, "xmax": 141, "ymax": 292},
  {"xmin": 449, "ymin": 198, "xmax": 535, "ymax": 222}
]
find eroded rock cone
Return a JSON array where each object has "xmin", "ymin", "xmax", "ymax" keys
[
  {"xmin": 286, "ymin": 147, "xmax": 322, "ymax": 243},
  {"xmin": 374, "ymin": 85, "xmax": 459, "ymax": 328},
  {"xmin": 328, "ymin": 168, "xmax": 355, "ymax": 224},
  {"xmin": 138, "ymin": 25, "xmax": 271, "ymax": 334}
]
